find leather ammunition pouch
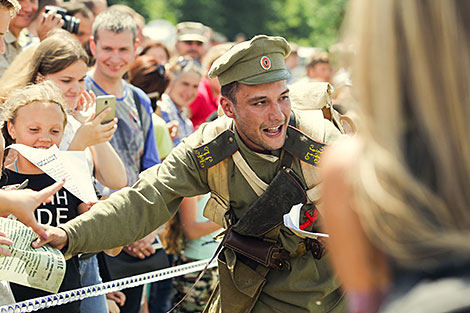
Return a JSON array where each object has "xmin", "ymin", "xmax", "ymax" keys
[{"xmin": 223, "ymin": 227, "xmax": 290, "ymax": 271}]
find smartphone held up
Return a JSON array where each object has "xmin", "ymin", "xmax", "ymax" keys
[{"xmin": 95, "ymin": 95, "xmax": 116, "ymax": 124}]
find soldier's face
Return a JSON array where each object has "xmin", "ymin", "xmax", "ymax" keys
[{"xmin": 221, "ymin": 80, "xmax": 290, "ymax": 152}]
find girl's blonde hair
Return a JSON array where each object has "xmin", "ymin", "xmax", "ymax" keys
[
  {"xmin": 0, "ymin": 30, "xmax": 88, "ymax": 100},
  {"xmin": 166, "ymin": 56, "xmax": 202, "ymax": 82},
  {"xmin": 344, "ymin": 0, "xmax": 470, "ymax": 268},
  {"xmin": 1, "ymin": 80, "xmax": 68, "ymax": 147}
]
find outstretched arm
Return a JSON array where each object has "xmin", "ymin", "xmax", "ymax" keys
[
  {"xmin": 0, "ymin": 180, "xmax": 64, "ymax": 240},
  {"xmin": 34, "ymin": 135, "xmax": 211, "ymax": 259}
]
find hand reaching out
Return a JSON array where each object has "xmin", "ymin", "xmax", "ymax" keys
[
  {"xmin": 32, "ymin": 225, "xmax": 68, "ymax": 251},
  {"xmin": 0, "ymin": 180, "xmax": 65, "ymax": 241}
]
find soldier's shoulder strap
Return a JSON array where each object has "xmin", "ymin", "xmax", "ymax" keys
[
  {"xmin": 283, "ymin": 110, "xmax": 328, "ymax": 167},
  {"xmin": 192, "ymin": 115, "xmax": 238, "ymax": 170},
  {"xmin": 286, "ymin": 82, "xmax": 346, "ymax": 194},
  {"xmin": 285, "ymin": 109, "xmax": 344, "ymax": 206},
  {"xmin": 193, "ymin": 115, "xmax": 235, "ymax": 227}
]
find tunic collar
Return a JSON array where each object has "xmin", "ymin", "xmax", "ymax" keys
[{"xmin": 233, "ymin": 126, "xmax": 280, "ymax": 163}]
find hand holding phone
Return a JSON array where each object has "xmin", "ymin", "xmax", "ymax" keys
[{"xmin": 95, "ymin": 95, "xmax": 117, "ymax": 124}]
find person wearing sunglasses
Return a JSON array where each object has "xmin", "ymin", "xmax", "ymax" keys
[
  {"xmin": 158, "ymin": 56, "xmax": 202, "ymax": 146},
  {"xmin": 174, "ymin": 21, "xmax": 210, "ymax": 65}
]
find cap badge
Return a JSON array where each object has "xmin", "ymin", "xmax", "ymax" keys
[{"xmin": 260, "ymin": 56, "xmax": 272, "ymax": 70}]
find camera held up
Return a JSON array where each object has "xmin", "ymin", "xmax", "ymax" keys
[{"xmin": 44, "ymin": 5, "xmax": 80, "ymax": 34}]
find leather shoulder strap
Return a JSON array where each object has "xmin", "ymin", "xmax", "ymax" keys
[
  {"xmin": 198, "ymin": 116, "xmax": 236, "ymax": 227},
  {"xmin": 204, "ymin": 159, "xmax": 231, "ymax": 228}
]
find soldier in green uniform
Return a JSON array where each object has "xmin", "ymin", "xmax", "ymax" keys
[{"xmin": 35, "ymin": 35, "xmax": 346, "ymax": 313}]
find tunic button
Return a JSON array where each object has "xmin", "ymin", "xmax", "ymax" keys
[
  {"xmin": 228, "ymin": 136, "xmax": 234, "ymax": 143},
  {"xmin": 316, "ymin": 301, "xmax": 322, "ymax": 306}
]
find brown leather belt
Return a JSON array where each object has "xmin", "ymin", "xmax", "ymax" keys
[{"xmin": 223, "ymin": 228, "xmax": 326, "ymax": 271}]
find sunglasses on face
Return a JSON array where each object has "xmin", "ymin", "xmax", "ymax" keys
[
  {"xmin": 182, "ymin": 40, "xmax": 204, "ymax": 46},
  {"xmin": 155, "ymin": 64, "xmax": 165, "ymax": 78}
]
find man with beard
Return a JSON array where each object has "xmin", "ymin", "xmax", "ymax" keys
[{"xmin": 175, "ymin": 21, "xmax": 210, "ymax": 65}]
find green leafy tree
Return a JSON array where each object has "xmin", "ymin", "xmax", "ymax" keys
[{"xmin": 109, "ymin": 0, "xmax": 348, "ymax": 48}]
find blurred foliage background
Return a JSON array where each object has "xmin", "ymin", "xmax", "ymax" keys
[{"xmin": 108, "ymin": 0, "xmax": 349, "ymax": 49}]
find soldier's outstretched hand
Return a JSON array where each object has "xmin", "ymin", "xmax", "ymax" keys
[{"xmin": 32, "ymin": 225, "xmax": 68, "ymax": 251}]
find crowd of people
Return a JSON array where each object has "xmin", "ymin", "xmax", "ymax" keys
[{"xmin": 0, "ymin": 0, "xmax": 468, "ymax": 313}]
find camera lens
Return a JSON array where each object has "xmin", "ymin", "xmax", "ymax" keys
[{"xmin": 62, "ymin": 15, "xmax": 80, "ymax": 34}]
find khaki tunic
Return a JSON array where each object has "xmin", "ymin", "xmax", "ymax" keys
[
  {"xmin": 0, "ymin": 31, "xmax": 27, "ymax": 77},
  {"xmin": 62, "ymin": 109, "xmax": 345, "ymax": 313}
]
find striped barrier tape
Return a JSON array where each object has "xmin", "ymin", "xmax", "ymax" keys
[{"xmin": 0, "ymin": 257, "xmax": 217, "ymax": 313}]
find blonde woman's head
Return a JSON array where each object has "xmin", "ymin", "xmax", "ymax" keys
[{"xmin": 345, "ymin": 0, "xmax": 470, "ymax": 268}]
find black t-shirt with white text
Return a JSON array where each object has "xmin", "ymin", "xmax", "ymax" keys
[{"xmin": 0, "ymin": 169, "xmax": 82, "ymax": 313}]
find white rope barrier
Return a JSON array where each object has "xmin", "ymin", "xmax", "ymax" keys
[{"xmin": 0, "ymin": 258, "xmax": 218, "ymax": 313}]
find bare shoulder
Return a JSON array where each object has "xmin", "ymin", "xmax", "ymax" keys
[{"xmin": 320, "ymin": 136, "xmax": 362, "ymax": 180}]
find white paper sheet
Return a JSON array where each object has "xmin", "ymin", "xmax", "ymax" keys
[
  {"xmin": 8, "ymin": 144, "xmax": 97, "ymax": 203},
  {"xmin": 0, "ymin": 218, "xmax": 65, "ymax": 293},
  {"xmin": 283, "ymin": 203, "xmax": 329, "ymax": 239}
]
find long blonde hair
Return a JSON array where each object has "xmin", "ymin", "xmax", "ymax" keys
[
  {"xmin": 0, "ymin": 30, "xmax": 88, "ymax": 100},
  {"xmin": 345, "ymin": 0, "xmax": 470, "ymax": 268}
]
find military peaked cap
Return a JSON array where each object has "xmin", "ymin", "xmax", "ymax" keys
[{"xmin": 208, "ymin": 35, "xmax": 291, "ymax": 86}]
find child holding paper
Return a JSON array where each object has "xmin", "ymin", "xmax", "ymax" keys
[
  {"xmin": 0, "ymin": 81, "xmax": 87, "ymax": 313},
  {"xmin": 0, "ymin": 120, "xmax": 64, "ymax": 307},
  {"xmin": 0, "ymin": 31, "xmax": 126, "ymax": 313}
]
